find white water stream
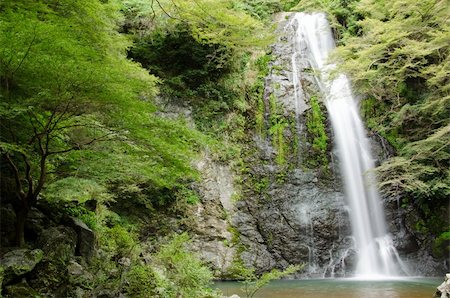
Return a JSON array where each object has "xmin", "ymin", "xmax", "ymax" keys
[{"xmin": 290, "ymin": 12, "xmax": 405, "ymax": 278}]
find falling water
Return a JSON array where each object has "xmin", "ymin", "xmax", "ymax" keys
[{"xmin": 290, "ymin": 12, "xmax": 405, "ymax": 277}]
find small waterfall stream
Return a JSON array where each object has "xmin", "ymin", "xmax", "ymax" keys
[{"xmin": 289, "ymin": 12, "xmax": 405, "ymax": 277}]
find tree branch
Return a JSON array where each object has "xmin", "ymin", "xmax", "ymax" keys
[
  {"xmin": 33, "ymin": 152, "xmax": 47, "ymax": 202},
  {"xmin": 48, "ymin": 131, "xmax": 116, "ymax": 155},
  {"xmin": 154, "ymin": 0, "xmax": 179, "ymax": 20},
  {"xmin": 21, "ymin": 153, "xmax": 34, "ymax": 199},
  {"xmin": 4, "ymin": 153, "xmax": 25, "ymax": 199},
  {"xmin": 12, "ymin": 25, "xmax": 37, "ymax": 76}
]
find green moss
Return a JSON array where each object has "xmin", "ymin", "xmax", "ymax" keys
[
  {"xmin": 305, "ymin": 96, "xmax": 329, "ymax": 170},
  {"xmin": 432, "ymin": 230, "xmax": 450, "ymax": 258},
  {"xmin": 268, "ymin": 94, "xmax": 289, "ymax": 166},
  {"xmin": 254, "ymin": 177, "xmax": 270, "ymax": 193}
]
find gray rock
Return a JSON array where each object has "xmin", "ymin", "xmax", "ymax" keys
[
  {"xmin": 67, "ymin": 260, "xmax": 94, "ymax": 288},
  {"xmin": 38, "ymin": 226, "xmax": 77, "ymax": 262},
  {"xmin": 66, "ymin": 216, "xmax": 96, "ymax": 262},
  {"xmin": 67, "ymin": 260, "xmax": 84, "ymax": 276},
  {"xmin": 0, "ymin": 249, "xmax": 43, "ymax": 284},
  {"xmin": 188, "ymin": 154, "xmax": 237, "ymax": 277}
]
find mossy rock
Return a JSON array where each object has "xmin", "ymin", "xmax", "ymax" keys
[
  {"xmin": 38, "ymin": 226, "xmax": 77, "ymax": 262},
  {"xmin": 4, "ymin": 281, "xmax": 39, "ymax": 298},
  {"xmin": 0, "ymin": 249, "xmax": 43, "ymax": 285}
]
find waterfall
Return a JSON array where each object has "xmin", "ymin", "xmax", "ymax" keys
[{"xmin": 289, "ymin": 12, "xmax": 404, "ymax": 278}]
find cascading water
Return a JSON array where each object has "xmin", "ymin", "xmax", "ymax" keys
[{"xmin": 289, "ymin": 12, "xmax": 405, "ymax": 278}]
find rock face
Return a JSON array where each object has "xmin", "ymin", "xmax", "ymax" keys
[
  {"xmin": 384, "ymin": 199, "xmax": 449, "ymax": 275},
  {"xmin": 233, "ymin": 169, "xmax": 353, "ymax": 277},
  {"xmin": 149, "ymin": 13, "xmax": 447, "ymax": 278},
  {"xmin": 229, "ymin": 12, "xmax": 448, "ymax": 277},
  {"xmin": 189, "ymin": 154, "xmax": 237, "ymax": 277},
  {"xmin": 230, "ymin": 14, "xmax": 354, "ymax": 278}
]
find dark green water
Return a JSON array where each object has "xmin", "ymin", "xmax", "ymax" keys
[{"xmin": 215, "ymin": 278, "xmax": 440, "ymax": 298}]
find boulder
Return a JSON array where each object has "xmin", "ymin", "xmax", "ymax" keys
[
  {"xmin": 25, "ymin": 207, "xmax": 52, "ymax": 241},
  {"xmin": 65, "ymin": 216, "xmax": 96, "ymax": 262},
  {"xmin": 434, "ymin": 273, "xmax": 450, "ymax": 298},
  {"xmin": 67, "ymin": 260, "xmax": 94, "ymax": 287},
  {"xmin": 4, "ymin": 280, "xmax": 39, "ymax": 298},
  {"xmin": 38, "ymin": 226, "xmax": 77, "ymax": 262},
  {"xmin": 0, "ymin": 249, "xmax": 43, "ymax": 284}
]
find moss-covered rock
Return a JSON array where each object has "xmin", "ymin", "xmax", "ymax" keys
[
  {"xmin": 4, "ymin": 280, "xmax": 39, "ymax": 298},
  {"xmin": 0, "ymin": 249, "xmax": 43, "ymax": 285},
  {"xmin": 38, "ymin": 226, "xmax": 77, "ymax": 262}
]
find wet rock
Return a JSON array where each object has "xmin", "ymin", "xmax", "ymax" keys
[
  {"xmin": 0, "ymin": 249, "xmax": 43, "ymax": 284},
  {"xmin": 230, "ymin": 13, "xmax": 354, "ymax": 278}
]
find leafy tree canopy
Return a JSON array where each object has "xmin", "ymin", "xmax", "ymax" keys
[
  {"xmin": 122, "ymin": 0, "xmax": 275, "ymax": 51},
  {"xmin": 0, "ymin": 0, "xmax": 204, "ymax": 245}
]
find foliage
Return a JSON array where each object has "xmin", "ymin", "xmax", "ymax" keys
[
  {"xmin": 130, "ymin": 25, "xmax": 233, "ymax": 90},
  {"xmin": 269, "ymin": 95, "xmax": 289, "ymax": 166},
  {"xmin": 99, "ymin": 224, "xmax": 139, "ymax": 259},
  {"xmin": 154, "ymin": 233, "xmax": 219, "ymax": 298},
  {"xmin": 305, "ymin": 96, "xmax": 329, "ymax": 168},
  {"xmin": 80, "ymin": 209, "xmax": 218, "ymax": 297},
  {"xmin": 376, "ymin": 125, "xmax": 450, "ymax": 199},
  {"xmin": 43, "ymin": 177, "xmax": 112, "ymax": 204},
  {"xmin": 123, "ymin": 264, "xmax": 158, "ymax": 297},
  {"xmin": 432, "ymin": 230, "xmax": 450, "ymax": 258},
  {"xmin": 292, "ymin": 0, "xmax": 362, "ymax": 40},
  {"xmin": 0, "ymin": 0, "xmax": 213, "ymax": 251},
  {"xmin": 234, "ymin": 264, "xmax": 302, "ymax": 298},
  {"xmin": 231, "ymin": 0, "xmax": 284, "ymax": 21},
  {"xmin": 123, "ymin": 0, "xmax": 274, "ymax": 51}
]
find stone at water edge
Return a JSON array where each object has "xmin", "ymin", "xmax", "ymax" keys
[{"xmin": 434, "ymin": 273, "xmax": 450, "ymax": 298}]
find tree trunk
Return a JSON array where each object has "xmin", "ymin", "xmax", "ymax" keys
[{"xmin": 15, "ymin": 207, "xmax": 29, "ymax": 247}]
